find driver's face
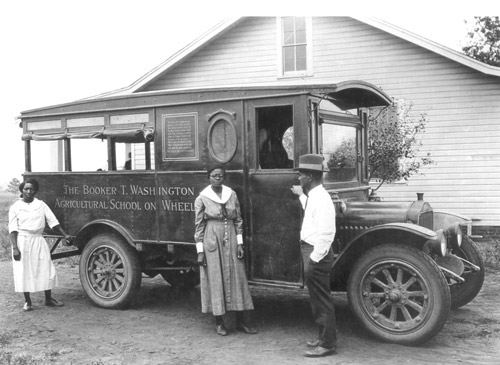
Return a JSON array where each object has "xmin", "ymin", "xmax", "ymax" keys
[{"xmin": 297, "ymin": 171, "xmax": 312, "ymax": 190}]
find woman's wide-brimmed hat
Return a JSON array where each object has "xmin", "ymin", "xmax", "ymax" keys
[{"xmin": 294, "ymin": 154, "xmax": 329, "ymax": 172}]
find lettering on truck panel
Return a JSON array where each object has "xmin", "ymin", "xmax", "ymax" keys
[{"xmin": 57, "ymin": 184, "xmax": 196, "ymax": 212}]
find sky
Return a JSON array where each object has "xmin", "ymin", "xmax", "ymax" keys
[{"xmin": 0, "ymin": 0, "xmax": 496, "ymax": 188}]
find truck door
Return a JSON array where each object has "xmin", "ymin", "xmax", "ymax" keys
[{"xmin": 245, "ymin": 96, "xmax": 309, "ymax": 286}]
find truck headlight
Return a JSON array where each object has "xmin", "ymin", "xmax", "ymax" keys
[
  {"xmin": 423, "ymin": 229, "xmax": 447, "ymax": 257},
  {"xmin": 444, "ymin": 222, "xmax": 462, "ymax": 250}
]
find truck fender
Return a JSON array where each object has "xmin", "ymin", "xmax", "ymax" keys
[
  {"xmin": 433, "ymin": 210, "xmax": 472, "ymax": 235},
  {"xmin": 332, "ymin": 223, "xmax": 437, "ymax": 283},
  {"xmin": 74, "ymin": 219, "xmax": 136, "ymax": 249}
]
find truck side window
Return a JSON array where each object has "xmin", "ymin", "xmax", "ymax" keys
[
  {"xmin": 116, "ymin": 142, "xmax": 155, "ymax": 171},
  {"xmin": 321, "ymin": 123, "xmax": 357, "ymax": 182},
  {"xmin": 257, "ymin": 105, "xmax": 294, "ymax": 169}
]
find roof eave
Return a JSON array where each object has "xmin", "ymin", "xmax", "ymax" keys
[
  {"xmin": 352, "ymin": 16, "xmax": 500, "ymax": 77},
  {"xmin": 96, "ymin": 16, "xmax": 243, "ymax": 98}
]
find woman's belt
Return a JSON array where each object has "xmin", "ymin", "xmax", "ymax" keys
[
  {"xmin": 18, "ymin": 229, "xmax": 44, "ymax": 236},
  {"xmin": 206, "ymin": 218, "xmax": 234, "ymax": 223}
]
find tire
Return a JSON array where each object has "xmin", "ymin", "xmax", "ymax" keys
[
  {"xmin": 347, "ymin": 244, "xmax": 451, "ymax": 345},
  {"xmin": 449, "ymin": 235, "xmax": 485, "ymax": 309},
  {"xmin": 79, "ymin": 233, "xmax": 142, "ymax": 309}
]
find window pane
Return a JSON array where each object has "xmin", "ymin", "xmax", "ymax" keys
[
  {"xmin": 322, "ymin": 124, "xmax": 357, "ymax": 183},
  {"xmin": 283, "ymin": 29, "xmax": 295, "ymax": 45},
  {"xmin": 295, "ymin": 29, "xmax": 306, "ymax": 44},
  {"xmin": 282, "ymin": 17, "xmax": 294, "ymax": 33},
  {"xmin": 283, "ymin": 47, "xmax": 295, "ymax": 72},
  {"xmin": 133, "ymin": 142, "xmax": 155, "ymax": 170},
  {"xmin": 295, "ymin": 17, "xmax": 306, "ymax": 31},
  {"xmin": 296, "ymin": 45, "xmax": 307, "ymax": 70},
  {"xmin": 71, "ymin": 139, "xmax": 108, "ymax": 171},
  {"xmin": 31, "ymin": 140, "xmax": 63, "ymax": 172}
]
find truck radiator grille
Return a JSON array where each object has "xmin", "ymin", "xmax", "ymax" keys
[{"xmin": 418, "ymin": 211, "xmax": 434, "ymax": 230}]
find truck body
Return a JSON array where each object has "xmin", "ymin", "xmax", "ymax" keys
[{"xmin": 18, "ymin": 82, "xmax": 484, "ymax": 345}]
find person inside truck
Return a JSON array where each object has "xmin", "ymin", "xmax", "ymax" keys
[
  {"xmin": 124, "ymin": 152, "xmax": 132, "ymax": 170},
  {"xmin": 194, "ymin": 165, "xmax": 257, "ymax": 336},
  {"xmin": 258, "ymin": 127, "xmax": 293, "ymax": 169},
  {"xmin": 8, "ymin": 178, "xmax": 72, "ymax": 312}
]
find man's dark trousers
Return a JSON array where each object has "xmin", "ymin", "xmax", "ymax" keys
[{"xmin": 301, "ymin": 242, "xmax": 337, "ymax": 350}]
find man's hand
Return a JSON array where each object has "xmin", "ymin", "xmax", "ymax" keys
[
  {"xmin": 237, "ymin": 245, "xmax": 244, "ymax": 259},
  {"xmin": 197, "ymin": 252, "xmax": 207, "ymax": 267},
  {"xmin": 290, "ymin": 185, "xmax": 304, "ymax": 196},
  {"xmin": 12, "ymin": 247, "xmax": 21, "ymax": 261},
  {"xmin": 64, "ymin": 236, "xmax": 73, "ymax": 246}
]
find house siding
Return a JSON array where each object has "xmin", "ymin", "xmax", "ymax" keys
[{"xmin": 143, "ymin": 16, "xmax": 500, "ymax": 227}]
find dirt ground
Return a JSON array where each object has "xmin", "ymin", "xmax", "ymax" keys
[{"xmin": 1, "ymin": 260, "xmax": 499, "ymax": 365}]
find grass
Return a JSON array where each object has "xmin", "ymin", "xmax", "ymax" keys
[
  {"xmin": 0, "ymin": 192, "xmax": 17, "ymax": 261},
  {"xmin": 477, "ymin": 240, "xmax": 500, "ymax": 270},
  {"xmin": 0, "ymin": 330, "xmax": 57, "ymax": 365},
  {"xmin": 0, "ymin": 350, "xmax": 58, "ymax": 365}
]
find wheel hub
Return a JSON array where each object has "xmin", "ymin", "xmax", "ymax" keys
[
  {"xmin": 103, "ymin": 264, "xmax": 115, "ymax": 279},
  {"xmin": 388, "ymin": 290, "xmax": 402, "ymax": 303}
]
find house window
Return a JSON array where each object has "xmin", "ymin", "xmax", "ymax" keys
[{"xmin": 278, "ymin": 17, "xmax": 313, "ymax": 77}]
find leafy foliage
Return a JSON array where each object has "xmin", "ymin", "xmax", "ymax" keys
[
  {"xmin": 6, "ymin": 178, "xmax": 21, "ymax": 195},
  {"xmin": 326, "ymin": 138, "xmax": 356, "ymax": 169},
  {"xmin": 462, "ymin": 16, "xmax": 500, "ymax": 67},
  {"xmin": 368, "ymin": 102, "xmax": 434, "ymax": 191}
]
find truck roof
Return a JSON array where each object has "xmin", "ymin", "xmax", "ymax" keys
[{"xmin": 19, "ymin": 80, "xmax": 392, "ymax": 120}]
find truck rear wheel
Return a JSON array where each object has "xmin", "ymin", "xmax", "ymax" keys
[
  {"xmin": 347, "ymin": 244, "xmax": 451, "ymax": 345},
  {"xmin": 80, "ymin": 233, "xmax": 142, "ymax": 309},
  {"xmin": 449, "ymin": 235, "xmax": 485, "ymax": 309}
]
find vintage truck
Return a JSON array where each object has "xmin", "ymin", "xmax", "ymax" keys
[{"xmin": 18, "ymin": 81, "xmax": 484, "ymax": 345}]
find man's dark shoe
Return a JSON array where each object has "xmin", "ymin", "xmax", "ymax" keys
[
  {"xmin": 216, "ymin": 323, "xmax": 228, "ymax": 336},
  {"xmin": 304, "ymin": 346, "xmax": 336, "ymax": 357},
  {"xmin": 45, "ymin": 298, "xmax": 64, "ymax": 307},
  {"xmin": 236, "ymin": 323, "xmax": 258, "ymax": 334},
  {"xmin": 306, "ymin": 339, "xmax": 320, "ymax": 348}
]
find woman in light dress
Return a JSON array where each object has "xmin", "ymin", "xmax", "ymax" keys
[
  {"xmin": 194, "ymin": 165, "xmax": 257, "ymax": 336},
  {"xmin": 9, "ymin": 178, "xmax": 71, "ymax": 311}
]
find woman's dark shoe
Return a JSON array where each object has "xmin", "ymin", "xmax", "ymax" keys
[
  {"xmin": 45, "ymin": 298, "xmax": 64, "ymax": 307},
  {"xmin": 23, "ymin": 302, "xmax": 32, "ymax": 312},
  {"xmin": 216, "ymin": 323, "xmax": 228, "ymax": 336},
  {"xmin": 236, "ymin": 322, "xmax": 258, "ymax": 334}
]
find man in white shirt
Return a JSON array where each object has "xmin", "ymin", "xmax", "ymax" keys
[{"xmin": 291, "ymin": 154, "xmax": 337, "ymax": 357}]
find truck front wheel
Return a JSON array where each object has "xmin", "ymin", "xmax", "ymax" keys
[
  {"xmin": 80, "ymin": 233, "xmax": 142, "ymax": 309},
  {"xmin": 449, "ymin": 235, "xmax": 485, "ymax": 309},
  {"xmin": 347, "ymin": 244, "xmax": 451, "ymax": 345}
]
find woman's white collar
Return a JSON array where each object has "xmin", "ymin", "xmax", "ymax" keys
[{"xmin": 200, "ymin": 185, "xmax": 232, "ymax": 203}]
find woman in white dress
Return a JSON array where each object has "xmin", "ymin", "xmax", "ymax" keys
[
  {"xmin": 8, "ymin": 178, "xmax": 71, "ymax": 311},
  {"xmin": 194, "ymin": 165, "xmax": 257, "ymax": 336}
]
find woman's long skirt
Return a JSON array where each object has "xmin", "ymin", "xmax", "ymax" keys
[
  {"xmin": 12, "ymin": 232, "xmax": 58, "ymax": 292},
  {"xmin": 200, "ymin": 220, "xmax": 253, "ymax": 315}
]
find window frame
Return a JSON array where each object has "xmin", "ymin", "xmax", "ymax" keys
[
  {"xmin": 276, "ymin": 16, "xmax": 313, "ymax": 78},
  {"xmin": 314, "ymin": 107, "xmax": 366, "ymax": 186}
]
